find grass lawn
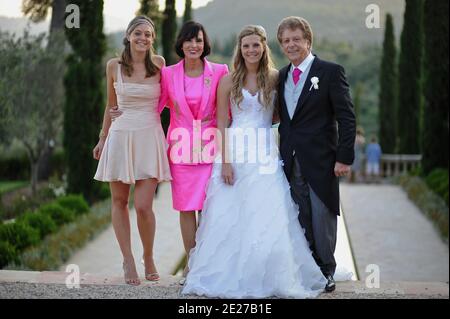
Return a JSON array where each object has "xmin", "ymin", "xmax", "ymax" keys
[{"xmin": 0, "ymin": 181, "xmax": 28, "ymax": 195}]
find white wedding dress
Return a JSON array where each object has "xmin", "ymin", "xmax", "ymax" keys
[{"xmin": 181, "ymin": 89, "xmax": 328, "ymax": 299}]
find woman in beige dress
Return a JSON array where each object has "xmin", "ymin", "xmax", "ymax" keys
[{"xmin": 93, "ymin": 16, "xmax": 171, "ymax": 286}]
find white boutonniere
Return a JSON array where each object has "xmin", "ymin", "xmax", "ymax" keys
[{"xmin": 309, "ymin": 77, "xmax": 319, "ymax": 91}]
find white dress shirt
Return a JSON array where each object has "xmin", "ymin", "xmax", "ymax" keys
[{"xmin": 284, "ymin": 52, "xmax": 315, "ymax": 119}]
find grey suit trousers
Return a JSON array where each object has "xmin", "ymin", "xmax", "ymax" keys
[{"xmin": 290, "ymin": 155, "xmax": 337, "ymax": 276}]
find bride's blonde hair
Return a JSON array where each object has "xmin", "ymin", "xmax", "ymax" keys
[{"xmin": 231, "ymin": 25, "xmax": 276, "ymax": 108}]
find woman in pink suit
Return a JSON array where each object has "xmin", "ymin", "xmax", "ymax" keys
[
  {"xmin": 159, "ymin": 21, "xmax": 228, "ymax": 279},
  {"xmin": 111, "ymin": 21, "xmax": 228, "ymax": 280}
]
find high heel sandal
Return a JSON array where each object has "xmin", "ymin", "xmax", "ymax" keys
[
  {"xmin": 145, "ymin": 272, "xmax": 160, "ymax": 282},
  {"xmin": 141, "ymin": 255, "xmax": 160, "ymax": 282},
  {"xmin": 122, "ymin": 260, "xmax": 141, "ymax": 286},
  {"xmin": 179, "ymin": 265, "xmax": 189, "ymax": 286}
]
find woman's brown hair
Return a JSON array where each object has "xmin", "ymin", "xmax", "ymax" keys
[{"xmin": 120, "ymin": 15, "xmax": 159, "ymax": 77}]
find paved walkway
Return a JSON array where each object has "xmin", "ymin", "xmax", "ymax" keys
[
  {"xmin": 340, "ymin": 183, "xmax": 449, "ymax": 283},
  {"xmin": 60, "ymin": 181, "xmax": 357, "ymax": 281},
  {"xmin": 60, "ymin": 183, "xmax": 357, "ymax": 280},
  {"xmin": 60, "ymin": 182, "xmax": 185, "ymax": 276}
]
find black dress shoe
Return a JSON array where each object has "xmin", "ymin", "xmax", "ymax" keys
[{"xmin": 324, "ymin": 275, "xmax": 336, "ymax": 292}]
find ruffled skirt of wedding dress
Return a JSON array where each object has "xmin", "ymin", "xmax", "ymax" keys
[{"xmin": 181, "ymin": 158, "xmax": 328, "ymax": 299}]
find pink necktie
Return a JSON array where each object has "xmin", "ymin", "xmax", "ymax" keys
[{"xmin": 293, "ymin": 67, "xmax": 302, "ymax": 85}]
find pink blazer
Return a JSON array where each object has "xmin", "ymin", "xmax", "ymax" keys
[{"xmin": 158, "ymin": 58, "xmax": 229, "ymax": 165}]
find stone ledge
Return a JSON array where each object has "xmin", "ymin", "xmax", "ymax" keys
[{"xmin": 0, "ymin": 270, "xmax": 448, "ymax": 299}]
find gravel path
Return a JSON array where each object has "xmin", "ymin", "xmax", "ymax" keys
[{"xmin": 1, "ymin": 279, "xmax": 447, "ymax": 299}]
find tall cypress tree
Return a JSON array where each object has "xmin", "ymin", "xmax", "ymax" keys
[
  {"xmin": 64, "ymin": 0, "xmax": 106, "ymax": 202},
  {"xmin": 183, "ymin": 0, "xmax": 193, "ymax": 24},
  {"xmin": 162, "ymin": 0, "xmax": 177, "ymax": 66},
  {"xmin": 422, "ymin": 0, "xmax": 449, "ymax": 173},
  {"xmin": 160, "ymin": 0, "xmax": 177, "ymax": 135},
  {"xmin": 379, "ymin": 13, "xmax": 397, "ymax": 154},
  {"xmin": 397, "ymin": 0, "xmax": 424, "ymax": 154},
  {"xmin": 137, "ymin": 0, "xmax": 162, "ymax": 50},
  {"xmin": 353, "ymin": 83, "xmax": 364, "ymax": 126}
]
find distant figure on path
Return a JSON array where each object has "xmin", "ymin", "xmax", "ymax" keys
[
  {"xmin": 365, "ymin": 136, "xmax": 382, "ymax": 183},
  {"xmin": 350, "ymin": 126, "xmax": 365, "ymax": 183}
]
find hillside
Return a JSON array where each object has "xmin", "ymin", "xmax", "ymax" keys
[
  {"xmin": 1, "ymin": 0, "xmax": 405, "ymax": 45},
  {"xmin": 0, "ymin": 16, "xmax": 48, "ymax": 37},
  {"xmin": 194, "ymin": 0, "xmax": 404, "ymax": 45}
]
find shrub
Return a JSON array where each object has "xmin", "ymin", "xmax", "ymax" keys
[
  {"xmin": 0, "ymin": 221, "xmax": 40, "ymax": 251},
  {"xmin": 36, "ymin": 185, "xmax": 57, "ymax": 202},
  {"xmin": 2, "ymin": 186, "xmax": 57, "ymax": 221},
  {"xmin": 97, "ymin": 183, "xmax": 111, "ymax": 201},
  {"xmin": 0, "ymin": 155, "xmax": 29, "ymax": 180},
  {"xmin": 0, "ymin": 150, "xmax": 65, "ymax": 181},
  {"xmin": 397, "ymin": 174, "xmax": 449, "ymax": 243},
  {"xmin": 425, "ymin": 168, "xmax": 449, "ymax": 205},
  {"xmin": 56, "ymin": 194, "xmax": 89, "ymax": 216},
  {"xmin": 0, "ymin": 241, "xmax": 18, "ymax": 269},
  {"xmin": 8, "ymin": 200, "xmax": 111, "ymax": 271},
  {"xmin": 18, "ymin": 211, "xmax": 57, "ymax": 239},
  {"xmin": 38, "ymin": 203, "xmax": 75, "ymax": 226}
]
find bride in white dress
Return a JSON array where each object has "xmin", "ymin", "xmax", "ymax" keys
[{"xmin": 181, "ymin": 25, "xmax": 327, "ymax": 299}]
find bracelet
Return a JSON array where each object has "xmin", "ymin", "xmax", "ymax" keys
[{"xmin": 99, "ymin": 130, "xmax": 107, "ymax": 138}]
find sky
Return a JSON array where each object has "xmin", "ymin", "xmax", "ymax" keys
[{"xmin": 0, "ymin": 0, "xmax": 214, "ymax": 32}]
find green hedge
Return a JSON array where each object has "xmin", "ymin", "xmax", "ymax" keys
[
  {"xmin": 39, "ymin": 203, "xmax": 75, "ymax": 226},
  {"xmin": 0, "ymin": 221, "xmax": 40, "ymax": 251},
  {"xmin": 6, "ymin": 200, "xmax": 111, "ymax": 271},
  {"xmin": 0, "ymin": 194, "xmax": 92, "ymax": 268},
  {"xmin": 18, "ymin": 212, "xmax": 57, "ymax": 239},
  {"xmin": 55, "ymin": 194, "xmax": 89, "ymax": 216},
  {"xmin": 0, "ymin": 241, "xmax": 18, "ymax": 268},
  {"xmin": 396, "ymin": 174, "xmax": 449, "ymax": 243},
  {"xmin": 1, "ymin": 185, "xmax": 57, "ymax": 222},
  {"xmin": 0, "ymin": 150, "xmax": 66, "ymax": 181},
  {"xmin": 98, "ymin": 183, "xmax": 111, "ymax": 201},
  {"xmin": 425, "ymin": 168, "xmax": 449, "ymax": 206},
  {"xmin": 0, "ymin": 155, "xmax": 29, "ymax": 180}
]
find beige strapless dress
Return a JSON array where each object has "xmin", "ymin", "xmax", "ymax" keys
[{"xmin": 94, "ymin": 64, "xmax": 172, "ymax": 184}]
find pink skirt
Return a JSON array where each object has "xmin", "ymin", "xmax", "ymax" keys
[{"xmin": 170, "ymin": 163, "xmax": 213, "ymax": 211}]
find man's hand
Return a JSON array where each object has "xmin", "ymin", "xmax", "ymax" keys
[
  {"xmin": 334, "ymin": 162, "xmax": 351, "ymax": 177},
  {"xmin": 109, "ymin": 106, "xmax": 122, "ymax": 121}
]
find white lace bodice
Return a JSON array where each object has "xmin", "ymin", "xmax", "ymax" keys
[
  {"xmin": 225, "ymin": 89, "xmax": 279, "ymax": 166},
  {"xmin": 229, "ymin": 89, "xmax": 275, "ymax": 129}
]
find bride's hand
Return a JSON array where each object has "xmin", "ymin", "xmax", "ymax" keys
[
  {"xmin": 222, "ymin": 163, "xmax": 234, "ymax": 185},
  {"xmin": 109, "ymin": 106, "xmax": 122, "ymax": 121}
]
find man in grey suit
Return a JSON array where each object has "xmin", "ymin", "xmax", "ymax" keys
[{"xmin": 276, "ymin": 16, "xmax": 356, "ymax": 292}]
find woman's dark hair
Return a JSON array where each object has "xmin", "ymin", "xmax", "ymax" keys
[{"xmin": 175, "ymin": 21, "xmax": 211, "ymax": 59}]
